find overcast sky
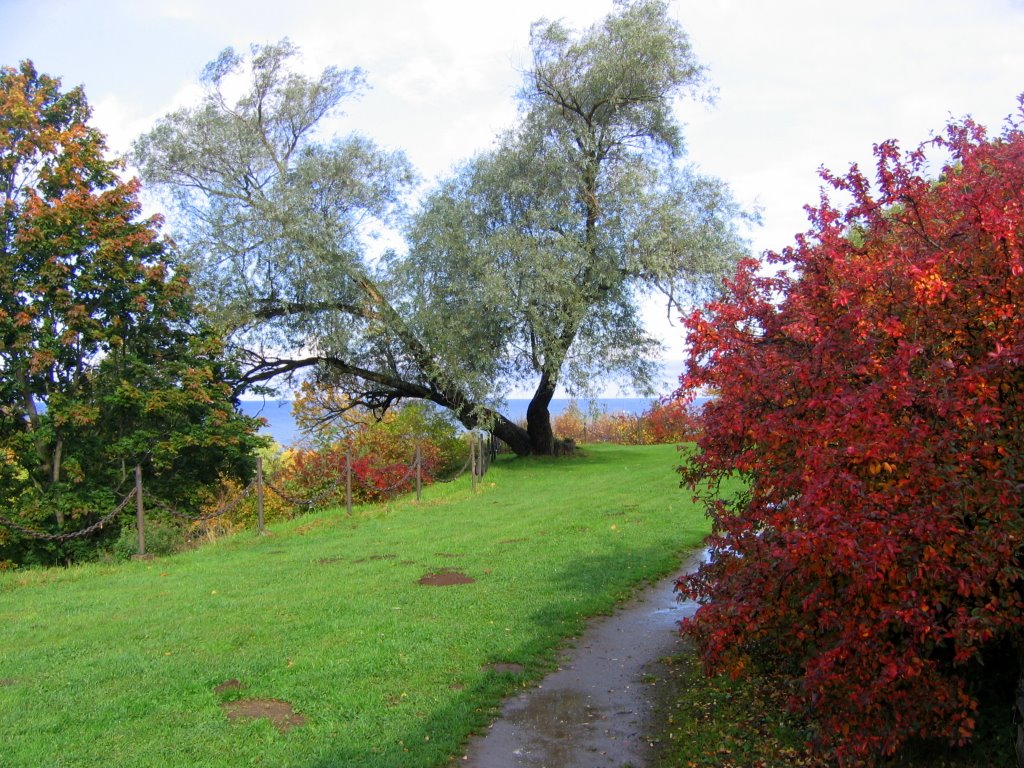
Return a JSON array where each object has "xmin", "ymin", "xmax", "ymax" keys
[{"xmin": 2, "ymin": 0, "xmax": 1023, "ymax": 394}]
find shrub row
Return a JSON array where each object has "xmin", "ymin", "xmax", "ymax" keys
[{"xmin": 552, "ymin": 398, "xmax": 701, "ymax": 445}]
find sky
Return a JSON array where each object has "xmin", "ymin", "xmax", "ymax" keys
[{"xmin": 2, "ymin": 0, "xmax": 1023, "ymax": 395}]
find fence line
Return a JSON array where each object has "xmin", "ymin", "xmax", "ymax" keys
[
  {"xmin": 144, "ymin": 482, "xmax": 257, "ymax": 524},
  {"xmin": 0, "ymin": 489, "xmax": 137, "ymax": 543},
  {"xmin": 433, "ymin": 449, "xmax": 474, "ymax": 484},
  {"xmin": 0, "ymin": 432, "xmax": 494, "ymax": 553},
  {"xmin": 263, "ymin": 475, "xmax": 342, "ymax": 510}
]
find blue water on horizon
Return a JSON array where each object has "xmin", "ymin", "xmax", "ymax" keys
[{"xmin": 239, "ymin": 397, "xmax": 660, "ymax": 447}]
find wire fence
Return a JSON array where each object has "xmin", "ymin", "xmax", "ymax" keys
[{"xmin": 0, "ymin": 432, "xmax": 494, "ymax": 556}]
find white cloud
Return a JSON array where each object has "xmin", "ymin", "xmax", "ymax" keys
[
  {"xmin": 150, "ymin": 0, "xmax": 205, "ymax": 21},
  {"xmin": 4, "ymin": 0, "xmax": 1024, "ymax": 397}
]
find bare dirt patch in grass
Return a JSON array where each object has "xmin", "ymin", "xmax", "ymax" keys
[
  {"xmin": 418, "ymin": 569, "xmax": 475, "ymax": 586},
  {"xmin": 222, "ymin": 698, "xmax": 306, "ymax": 733}
]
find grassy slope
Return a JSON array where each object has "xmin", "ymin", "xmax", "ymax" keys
[{"xmin": 0, "ymin": 443, "xmax": 709, "ymax": 768}]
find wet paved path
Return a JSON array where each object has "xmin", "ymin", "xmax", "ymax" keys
[{"xmin": 453, "ymin": 549, "xmax": 707, "ymax": 768}]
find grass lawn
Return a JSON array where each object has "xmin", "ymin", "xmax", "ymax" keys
[{"xmin": 0, "ymin": 443, "xmax": 709, "ymax": 768}]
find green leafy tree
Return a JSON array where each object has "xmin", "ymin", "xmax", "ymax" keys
[
  {"xmin": 134, "ymin": 2, "xmax": 750, "ymax": 456},
  {"xmin": 403, "ymin": 0, "xmax": 750, "ymax": 453},
  {"xmin": 0, "ymin": 61, "xmax": 264, "ymax": 565}
]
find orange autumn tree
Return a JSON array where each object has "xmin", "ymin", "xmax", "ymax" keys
[
  {"xmin": 677, "ymin": 105, "xmax": 1024, "ymax": 764},
  {"xmin": 0, "ymin": 62, "xmax": 262, "ymax": 565}
]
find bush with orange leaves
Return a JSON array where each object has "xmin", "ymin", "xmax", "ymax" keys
[{"xmin": 552, "ymin": 399, "xmax": 701, "ymax": 445}]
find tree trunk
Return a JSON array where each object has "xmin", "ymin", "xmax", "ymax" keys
[
  {"xmin": 242, "ymin": 353, "xmax": 545, "ymax": 457},
  {"xmin": 51, "ymin": 438, "xmax": 65, "ymax": 528},
  {"xmin": 489, "ymin": 416, "xmax": 533, "ymax": 457},
  {"xmin": 525, "ymin": 371, "xmax": 557, "ymax": 456},
  {"xmin": 434, "ymin": 388, "xmax": 534, "ymax": 457},
  {"xmin": 439, "ymin": 376, "xmax": 549, "ymax": 457}
]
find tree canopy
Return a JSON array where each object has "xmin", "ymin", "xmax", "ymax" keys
[
  {"xmin": 0, "ymin": 61, "xmax": 263, "ymax": 566},
  {"xmin": 677, "ymin": 105, "xmax": 1024, "ymax": 763},
  {"xmin": 134, "ymin": 1, "xmax": 751, "ymax": 455}
]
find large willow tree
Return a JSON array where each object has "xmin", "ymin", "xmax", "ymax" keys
[
  {"xmin": 403, "ymin": 0, "xmax": 751, "ymax": 452},
  {"xmin": 134, "ymin": 1, "xmax": 751, "ymax": 455}
]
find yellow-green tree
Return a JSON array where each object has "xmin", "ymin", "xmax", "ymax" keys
[{"xmin": 0, "ymin": 61, "xmax": 264, "ymax": 565}]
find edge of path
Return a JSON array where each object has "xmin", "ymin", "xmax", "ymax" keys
[{"xmin": 451, "ymin": 547, "xmax": 709, "ymax": 768}]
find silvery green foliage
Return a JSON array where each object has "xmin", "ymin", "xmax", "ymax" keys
[
  {"xmin": 134, "ymin": 40, "xmax": 415, "ymax": 371},
  {"xmin": 133, "ymin": 3, "xmax": 754, "ymax": 455},
  {"xmin": 403, "ymin": 0, "xmax": 754, "ymax": 442},
  {"xmin": 134, "ymin": 40, "xmax": 532, "ymax": 450}
]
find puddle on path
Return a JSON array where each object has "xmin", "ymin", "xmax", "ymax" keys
[{"xmin": 453, "ymin": 548, "xmax": 708, "ymax": 768}]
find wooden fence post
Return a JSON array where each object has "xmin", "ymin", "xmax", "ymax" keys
[
  {"xmin": 134, "ymin": 464, "xmax": 146, "ymax": 557},
  {"xmin": 471, "ymin": 434, "xmax": 478, "ymax": 492},
  {"xmin": 415, "ymin": 444, "xmax": 422, "ymax": 501},
  {"xmin": 345, "ymin": 448, "xmax": 353, "ymax": 516},
  {"xmin": 256, "ymin": 455, "xmax": 265, "ymax": 534}
]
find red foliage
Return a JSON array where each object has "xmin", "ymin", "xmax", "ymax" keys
[
  {"xmin": 676, "ymin": 104, "xmax": 1024, "ymax": 764},
  {"xmin": 645, "ymin": 398, "xmax": 702, "ymax": 443},
  {"xmin": 273, "ymin": 402, "xmax": 457, "ymax": 507},
  {"xmin": 551, "ymin": 399, "xmax": 701, "ymax": 445},
  {"xmin": 280, "ymin": 440, "xmax": 439, "ymax": 506}
]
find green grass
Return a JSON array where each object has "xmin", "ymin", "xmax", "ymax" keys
[{"xmin": 0, "ymin": 443, "xmax": 708, "ymax": 768}]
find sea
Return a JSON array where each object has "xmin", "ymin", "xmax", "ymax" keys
[{"xmin": 239, "ymin": 397, "xmax": 658, "ymax": 447}]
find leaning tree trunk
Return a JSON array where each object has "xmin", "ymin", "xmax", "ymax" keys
[
  {"xmin": 525, "ymin": 371, "xmax": 558, "ymax": 456},
  {"xmin": 438, "ymin": 389, "xmax": 534, "ymax": 457},
  {"xmin": 488, "ymin": 415, "xmax": 533, "ymax": 457}
]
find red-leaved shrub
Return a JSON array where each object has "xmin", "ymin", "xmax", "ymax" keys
[
  {"xmin": 273, "ymin": 400, "xmax": 466, "ymax": 507},
  {"xmin": 677, "ymin": 105, "xmax": 1024, "ymax": 764}
]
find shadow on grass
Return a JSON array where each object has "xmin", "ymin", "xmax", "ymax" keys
[
  {"xmin": 492, "ymin": 442, "xmax": 689, "ymax": 470},
  {"xmin": 303, "ymin": 543, "xmax": 693, "ymax": 768}
]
